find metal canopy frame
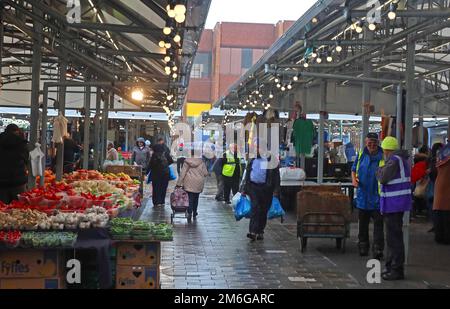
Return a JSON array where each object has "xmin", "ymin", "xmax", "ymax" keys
[
  {"xmin": 214, "ymin": 0, "xmax": 450, "ymax": 118},
  {"xmin": 1, "ymin": 0, "xmax": 211, "ymax": 111}
]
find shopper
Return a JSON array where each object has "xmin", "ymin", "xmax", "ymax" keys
[
  {"xmin": 351, "ymin": 132, "xmax": 385, "ymax": 259},
  {"xmin": 222, "ymin": 143, "xmax": 242, "ymax": 204},
  {"xmin": 377, "ymin": 136, "xmax": 412, "ymax": 281},
  {"xmin": 433, "ymin": 141, "xmax": 450, "ymax": 244},
  {"xmin": 211, "ymin": 155, "xmax": 224, "ymax": 201},
  {"xmin": 427, "ymin": 142, "xmax": 443, "ymax": 232},
  {"xmin": 176, "ymin": 157, "xmax": 209, "ymax": 222},
  {"xmin": 63, "ymin": 133, "xmax": 81, "ymax": 174},
  {"xmin": 106, "ymin": 141, "xmax": 119, "ymax": 161},
  {"xmin": 131, "ymin": 137, "xmax": 151, "ymax": 170},
  {"xmin": 148, "ymin": 144, "xmax": 174, "ymax": 207},
  {"xmin": 0, "ymin": 124, "xmax": 29, "ymax": 204},
  {"xmin": 411, "ymin": 146, "xmax": 430, "ymax": 217},
  {"xmin": 241, "ymin": 141, "xmax": 280, "ymax": 241}
]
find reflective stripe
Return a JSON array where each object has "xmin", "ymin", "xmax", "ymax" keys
[
  {"xmin": 393, "ymin": 155, "xmax": 409, "ymax": 182},
  {"xmin": 380, "ymin": 189, "xmax": 412, "ymax": 197},
  {"xmin": 387, "ymin": 177, "xmax": 411, "ymax": 185}
]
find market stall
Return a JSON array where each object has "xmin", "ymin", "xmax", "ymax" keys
[{"xmin": 0, "ymin": 170, "xmax": 172, "ymax": 289}]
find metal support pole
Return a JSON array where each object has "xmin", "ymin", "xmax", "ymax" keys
[
  {"xmin": 101, "ymin": 92, "xmax": 110, "ymax": 168},
  {"xmin": 318, "ymin": 81, "xmax": 326, "ymax": 184},
  {"xmin": 93, "ymin": 87, "xmax": 102, "ymax": 170},
  {"xmin": 28, "ymin": 5, "xmax": 43, "ymax": 188},
  {"xmin": 361, "ymin": 28, "xmax": 373, "ymax": 150},
  {"xmin": 419, "ymin": 79, "xmax": 425, "ymax": 148},
  {"xmin": 125, "ymin": 120, "xmax": 129, "ymax": 151},
  {"xmin": 396, "ymin": 84, "xmax": 403, "ymax": 141},
  {"xmin": 55, "ymin": 57, "xmax": 67, "ymax": 181},
  {"xmin": 83, "ymin": 84, "xmax": 91, "ymax": 169},
  {"xmin": 300, "ymin": 87, "xmax": 307, "ymax": 169},
  {"xmin": 0, "ymin": 3, "xmax": 4, "ymax": 82},
  {"xmin": 39, "ymin": 86, "xmax": 48, "ymax": 187}
]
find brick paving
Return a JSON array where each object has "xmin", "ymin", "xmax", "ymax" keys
[{"xmin": 140, "ymin": 176, "xmax": 450, "ymax": 289}]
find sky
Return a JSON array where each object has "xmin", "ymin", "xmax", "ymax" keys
[{"xmin": 205, "ymin": 0, "xmax": 318, "ymax": 29}]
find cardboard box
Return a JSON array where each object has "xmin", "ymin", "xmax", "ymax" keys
[
  {"xmin": 115, "ymin": 265, "xmax": 159, "ymax": 289},
  {"xmin": 0, "ymin": 277, "xmax": 64, "ymax": 289},
  {"xmin": 0, "ymin": 250, "xmax": 60, "ymax": 279},
  {"xmin": 116, "ymin": 243, "xmax": 160, "ymax": 266}
]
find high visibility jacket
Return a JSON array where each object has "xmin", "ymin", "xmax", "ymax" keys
[
  {"xmin": 380, "ymin": 155, "xmax": 412, "ymax": 214},
  {"xmin": 222, "ymin": 151, "xmax": 240, "ymax": 177},
  {"xmin": 352, "ymin": 147, "xmax": 384, "ymax": 210}
]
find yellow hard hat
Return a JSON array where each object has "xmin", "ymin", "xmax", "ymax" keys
[{"xmin": 381, "ymin": 136, "xmax": 399, "ymax": 151}]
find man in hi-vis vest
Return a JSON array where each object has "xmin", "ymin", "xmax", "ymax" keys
[
  {"xmin": 377, "ymin": 136, "xmax": 412, "ymax": 281},
  {"xmin": 222, "ymin": 143, "xmax": 241, "ymax": 204},
  {"xmin": 351, "ymin": 133, "xmax": 385, "ymax": 259}
]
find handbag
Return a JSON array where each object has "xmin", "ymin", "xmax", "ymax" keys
[{"xmin": 414, "ymin": 176, "xmax": 429, "ymax": 199}]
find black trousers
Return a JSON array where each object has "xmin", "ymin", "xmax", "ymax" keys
[
  {"xmin": 358, "ymin": 209, "xmax": 385, "ymax": 250},
  {"xmin": 384, "ymin": 212, "xmax": 405, "ymax": 273},
  {"xmin": 0, "ymin": 185, "xmax": 26, "ymax": 204},
  {"xmin": 187, "ymin": 192, "xmax": 200, "ymax": 215},
  {"xmin": 215, "ymin": 173, "xmax": 224, "ymax": 200},
  {"xmin": 248, "ymin": 183, "xmax": 273, "ymax": 235},
  {"xmin": 152, "ymin": 177, "xmax": 169, "ymax": 206},
  {"xmin": 223, "ymin": 176, "xmax": 239, "ymax": 202},
  {"xmin": 177, "ymin": 157, "xmax": 186, "ymax": 175}
]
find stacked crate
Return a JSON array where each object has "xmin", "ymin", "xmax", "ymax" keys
[{"xmin": 115, "ymin": 241, "xmax": 160, "ymax": 289}]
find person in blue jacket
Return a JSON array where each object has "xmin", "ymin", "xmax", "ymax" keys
[{"xmin": 351, "ymin": 132, "xmax": 385, "ymax": 259}]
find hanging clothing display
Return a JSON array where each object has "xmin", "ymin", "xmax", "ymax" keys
[
  {"xmin": 292, "ymin": 118, "xmax": 314, "ymax": 155},
  {"xmin": 29, "ymin": 143, "xmax": 45, "ymax": 177},
  {"xmin": 52, "ymin": 114, "xmax": 68, "ymax": 144},
  {"xmin": 412, "ymin": 125, "xmax": 429, "ymax": 148}
]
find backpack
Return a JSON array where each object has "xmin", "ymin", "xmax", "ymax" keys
[{"xmin": 170, "ymin": 187, "xmax": 189, "ymax": 211}]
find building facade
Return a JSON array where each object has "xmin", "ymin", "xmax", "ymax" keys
[{"xmin": 184, "ymin": 21, "xmax": 294, "ymax": 120}]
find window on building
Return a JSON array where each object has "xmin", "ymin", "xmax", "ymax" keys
[
  {"xmin": 241, "ymin": 49, "xmax": 253, "ymax": 69},
  {"xmin": 190, "ymin": 52, "xmax": 211, "ymax": 79}
]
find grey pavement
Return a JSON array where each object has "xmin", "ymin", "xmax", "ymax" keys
[{"xmin": 140, "ymin": 176, "xmax": 450, "ymax": 289}]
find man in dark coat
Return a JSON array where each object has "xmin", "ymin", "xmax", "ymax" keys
[{"xmin": 0, "ymin": 124, "xmax": 29, "ymax": 204}]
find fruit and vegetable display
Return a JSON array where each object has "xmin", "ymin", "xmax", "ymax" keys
[
  {"xmin": 0, "ymin": 170, "xmax": 141, "ymax": 231},
  {"xmin": 21, "ymin": 232, "xmax": 77, "ymax": 248},
  {"xmin": 109, "ymin": 218, "xmax": 173, "ymax": 241},
  {"xmin": 0, "ymin": 230, "xmax": 22, "ymax": 248}
]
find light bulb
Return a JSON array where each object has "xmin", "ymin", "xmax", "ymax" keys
[
  {"xmin": 327, "ymin": 56, "xmax": 333, "ymax": 62},
  {"xmin": 336, "ymin": 45, "xmax": 342, "ymax": 53},
  {"xmin": 168, "ymin": 9, "xmax": 176, "ymax": 18},
  {"xmin": 276, "ymin": 83, "xmax": 281, "ymax": 88},
  {"xmin": 312, "ymin": 51, "xmax": 317, "ymax": 58},
  {"xmin": 172, "ymin": 66, "xmax": 178, "ymax": 72},
  {"xmin": 173, "ymin": 34, "xmax": 181, "ymax": 43},
  {"xmin": 164, "ymin": 55, "xmax": 171, "ymax": 62},
  {"xmin": 174, "ymin": 4, "xmax": 186, "ymax": 15},
  {"xmin": 312, "ymin": 17, "xmax": 318, "ymax": 23},
  {"xmin": 172, "ymin": 73, "xmax": 178, "ymax": 79},
  {"xmin": 274, "ymin": 78, "xmax": 279, "ymax": 83},
  {"xmin": 131, "ymin": 88, "xmax": 144, "ymax": 101},
  {"xmin": 255, "ymin": 90, "xmax": 259, "ymax": 94},
  {"xmin": 165, "ymin": 42, "xmax": 172, "ymax": 49},
  {"xmin": 259, "ymin": 94, "xmax": 263, "ymax": 98},
  {"xmin": 163, "ymin": 27, "xmax": 172, "ymax": 35},
  {"xmin": 269, "ymin": 93, "xmax": 274, "ymax": 99},
  {"xmin": 175, "ymin": 14, "xmax": 186, "ymax": 23},
  {"xmin": 356, "ymin": 26, "xmax": 363, "ymax": 33},
  {"xmin": 368, "ymin": 23, "xmax": 376, "ymax": 31},
  {"xmin": 303, "ymin": 62, "xmax": 309, "ymax": 68},
  {"xmin": 388, "ymin": 11, "xmax": 396, "ymax": 20},
  {"xmin": 281, "ymin": 86, "xmax": 286, "ymax": 91},
  {"xmin": 316, "ymin": 57, "xmax": 322, "ymax": 64},
  {"xmin": 287, "ymin": 84, "xmax": 292, "ymax": 90},
  {"xmin": 159, "ymin": 41, "xmax": 165, "ymax": 48},
  {"xmin": 293, "ymin": 75, "xmax": 299, "ymax": 81}
]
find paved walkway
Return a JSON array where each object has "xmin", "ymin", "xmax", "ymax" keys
[{"xmin": 140, "ymin": 177, "xmax": 450, "ymax": 289}]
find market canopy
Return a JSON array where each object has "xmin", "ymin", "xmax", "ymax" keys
[
  {"xmin": 1, "ymin": 0, "xmax": 211, "ymax": 111},
  {"xmin": 214, "ymin": 0, "xmax": 450, "ymax": 117}
]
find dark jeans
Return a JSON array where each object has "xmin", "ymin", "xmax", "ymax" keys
[
  {"xmin": 385, "ymin": 212, "xmax": 405, "ymax": 273},
  {"xmin": 358, "ymin": 209, "xmax": 385, "ymax": 250},
  {"xmin": 187, "ymin": 192, "xmax": 200, "ymax": 215},
  {"xmin": 0, "ymin": 185, "xmax": 26, "ymax": 204},
  {"xmin": 177, "ymin": 157, "xmax": 186, "ymax": 175},
  {"xmin": 152, "ymin": 177, "xmax": 169, "ymax": 206},
  {"xmin": 248, "ymin": 183, "xmax": 273, "ymax": 235},
  {"xmin": 223, "ymin": 176, "xmax": 239, "ymax": 202},
  {"xmin": 215, "ymin": 173, "xmax": 224, "ymax": 200}
]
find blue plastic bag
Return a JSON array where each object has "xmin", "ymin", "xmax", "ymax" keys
[
  {"xmin": 234, "ymin": 195, "xmax": 252, "ymax": 221},
  {"xmin": 146, "ymin": 171, "xmax": 152, "ymax": 184},
  {"xmin": 169, "ymin": 166, "xmax": 177, "ymax": 181},
  {"xmin": 268, "ymin": 197, "xmax": 285, "ymax": 219}
]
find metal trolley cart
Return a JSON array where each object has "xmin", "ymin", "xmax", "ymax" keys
[{"xmin": 297, "ymin": 188, "xmax": 351, "ymax": 253}]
